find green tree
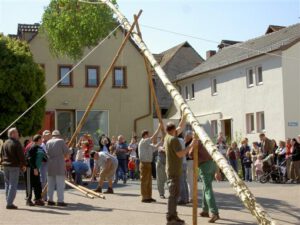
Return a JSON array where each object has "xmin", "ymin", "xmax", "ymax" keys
[
  {"xmin": 0, "ymin": 34, "xmax": 46, "ymax": 137},
  {"xmin": 41, "ymin": 0, "xmax": 117, "ymax": 60}
]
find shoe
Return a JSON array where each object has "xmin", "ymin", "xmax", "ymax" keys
[
  {"xmin": 149, "ymin": 198, "xmax": 156, "ymax": 202},
  {"xmin": 35, "ymin": 199, "xmax": 45, "ymax": 206},
  {"xmin": 47, "ymin": 201, "xmax": 55, "ymax": 206},
  {"xmin": 6, "ymin": 205, "xmax": 18, "ymax": 210},
  {"xmin": 104, "ymin": 188, "xmax": 114, "ymax": 194},
  {"xmin": 123, "ymin": 179, "xmax": 127, "ymax": 184},
  {"xmin": 178, "ymin": 200, "xmax": 187, "ymax": 205},
  {"xmin": 82, "ymin": 182, "xmax": 89, "ymax": 186},
  {"xmin": 93, "ymin": 186, "xmax": 102, "ymax": 193},
  {"xmin": 208, "ymin": 214, "xmax": 220, "ymax": 223},
  {"xmin": 56, "ymin": 202, "xmax": 68, "ymax": 207},
  {"xmin": 199, "ymin": 211, "xmax": 209, "ymax": 217},
  {"xmin": 26, "ymin": 200, "xmax": 35, "ymax": 206},
  {"xmin": 141, "ymin": 199, "xmax": 152, "ymax": 203},
  {"xmin": 174, "ymin": 216, "xmax": 185, "ymax": 223},
  {"xmin": 160, "ymin": 195, "xmax": 166, "ymax": 199}
]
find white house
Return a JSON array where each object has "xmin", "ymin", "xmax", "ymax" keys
[{"xmin": 168, "ymin": 24, "xmax": 300, "ymax": 144}]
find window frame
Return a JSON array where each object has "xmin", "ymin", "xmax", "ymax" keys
[
  {"xmin": 256, "ymin": 65, "xmax": 263, "ymax": 85},
  {"xmin": 191, "ymin": 83, "xmax": 195, "ymax": 99},
  {"xmin": 246, "ymin": 113, "xmax": 255, "ymax": 134},
  {"xmin": 211, "ymin": 120, "xmax": 218, "ymax": 138},
  {"xmin": 256, "ymin": 111, "xmax": 265, "ymax": 132},
  {"xmin": 185, "ymin": 85, "xmax": 189, "ymax": 100},
  {"xmin": 211, "ymin": 77, "xmax": 217, "ymax": 96},
  {"xmin": 85, "ymin": 65, "xmax": 100, "ymax": 87},
  {"xmin": 58, "ymin": 64, "xmax": 73, "ymax": 87},
  {"xmin": 246, "ymin": 67, "xmax": 254, "ymax": 88},
  {"xmin": 112, "ymin": 66, "xmax": 127, "ymax": 88}
]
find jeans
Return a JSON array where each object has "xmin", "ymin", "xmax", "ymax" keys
[
  {"xmin": 4, "ymin": 167, "xmax": 20, "ymax": 206},
  {"xmin": 40, "ymin": 163, "xmax": 47, "ymax": 200},
  {"xmin": 156, "ymin": 160, "xmax": 167, "ymax": 196},
  {"xmin": 129, "ymin": 170, "xmax": 135, "ymax": 179},
  {"xmin": 199, "ymin": 160, "xmax": 218, "ymax": 214},
  {"xmin": 47, "ymin": 175, "xmax": 65, "ymax": 202},
  {"xmin": 167, "ymin": 176, "xmax": 180, "ymax": 219},
  {"xmin": 178, "ymin": 163, "xmax": 189, "ymax": 203},
  {"xmin": 186, "ymin": 160, "xmax": 193, "ymax": 200},
  {"xmin": 245, "ymin": 167, "xmax": 252, "ymax": 181},
  {"xmin": 229, "ymin": 159, "xmax": 238, "ymax": 173},
  {"xmin": 116, "ymin": 159, "xmax": 127, "ymax": 182},
  {"xmin": 72, "ymin": 161, "xmax": 89, "ymax": 185}
]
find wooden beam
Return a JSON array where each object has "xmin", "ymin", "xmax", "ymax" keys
[
  {"xmin": 65, "ymin": 180, "xmax": 94, "ymax": 199},
  {"xmin": 68, "ymin": 10, "xmax": 143, "ymax": 147},
  {"xmin": 77, "ymin": 184, "xmax": 106, "ymax": 199}
]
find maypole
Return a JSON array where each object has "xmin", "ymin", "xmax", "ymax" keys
[{"xmin": 97, "ymin": 0, "xmax": 275, "ymax": 224}]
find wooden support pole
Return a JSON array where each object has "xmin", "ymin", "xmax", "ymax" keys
[
  {"xmin": 134, "ymin": 15, "xmax": 164, "ymax": 132},
  {"xmin": 193, "ymin": 136, "xmax": 199, "ymax": 225},
  {"xmin": 77, "ymin": 184, "xmax": 106, "ymax": 199},
  {"xmin": 68, "ymin": 10, "xmax": 143, "ymax": 147},
  {"xmin": 65, "ymin": 180, "xmax": 94, "ymax": 199}
]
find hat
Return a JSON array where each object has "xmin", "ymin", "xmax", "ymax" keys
[
  {"xmin": 52, "ymin": 130, "xmax": 61, "ymax": 136},
  {"xmin": 42, "ymin": 130, "xmax": 51, "ymax": 136}
]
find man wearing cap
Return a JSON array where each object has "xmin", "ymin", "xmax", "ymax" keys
[
  {"xmin": 40, "ymin": 130, "xmax": 51, "ymax": 200},
  {"xmin": 46, "ymin": 130, "xmax": 70, "ymax": 206}
]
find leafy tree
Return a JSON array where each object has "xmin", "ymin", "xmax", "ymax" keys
[
  {"xmin": 41, "ymin": 0, "xmax": 117, "ymax": 60},
  {"xmin": 0, "ymin": 34, "xmax": 46, "ymax": 137}
]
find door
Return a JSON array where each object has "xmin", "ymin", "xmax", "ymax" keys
[
  {"xmin": 222, "ymin": 119, "xmax": 232, "ymax": 143},
  {"xmin": 56, "ymin": 110, "xmax": 75, "ymax": 140}
]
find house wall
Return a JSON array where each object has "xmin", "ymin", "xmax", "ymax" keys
[
  {"xmin": 29, "ymin": 30, "xmax": 153, "ymax": 141},
  {"xmin": 175, "ymin": 54, "xmax": 285, "ymax": 144},
  {"xmin": 282, "ymin": 41, "xmax": 300, "ymax": 138}
]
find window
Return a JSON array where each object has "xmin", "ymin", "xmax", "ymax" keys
[
  {"xmin": 246, "ymin": 68, "xmax": 254, "ymax": 87},
  {"xmin": 76, "ymin": 110, "xmax": 109, "ymax": 145},
  {"xmin": 257, "ymin": 111, "xmax": 265, "ymax": 132},
  {"xmin": 58, "ymin": 65, "xmax": 73, "ymax": 87},
  {"xmin": 113, "ymin": 67, "xmax": 127, "ymax": 88},
  {"xmin": 256, "ymin": 66, "xmax": 263, "ymax": 85},
  {"xmin": 185, "ymin": 85, "xmax": 189, "ymax": 100},
  {"xmin": 246, "ymin": 113, "xmax": 255, "ymax": 133},
  {"xmin": 191, "ymin": 83, "xmax": 195, "ymax": 99},
  {"xmin": 86, "ymin": 66, "xmax": 99, "ymax": 87},
  {"xmin": 211, "ymin": 120, "xmax": 218, "ymax": 137},
  {"xmin": 211, "ymin": 78, "xmax": 217, "ymax": 95}
]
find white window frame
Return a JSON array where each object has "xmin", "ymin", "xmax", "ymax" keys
[
  {"xmin": 246, "ymin": 113, "xmax": 255, "ymax": 134},
  {"xmin": 246, "ymin": 67, "xmax": 254, "ymax": 88},
  {"xmin": 185, "ymin": 85, "xmax": 189, "ymax": 100},
  {"xmin": 256, "ymin": 65, "xmax": 263, "ymax": 85},
  {"xmin": 256, "ymin": 111, "xmax": 265, "ymax": 132},
  {"xmin": 211, "ymin": 78, "xmax": 217, "ymax": 96},
  {"xmin": 211, "ymin": 120, "xmax": 218, "ymax": 138},
  {"xmin": 191, "ymin": 83, "xmax": 195, "ymax": 100}
]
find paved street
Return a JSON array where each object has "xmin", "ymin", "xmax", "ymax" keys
[{"xmin": 0, "ymin": 180, "xmax": 299, "ymax": 225}]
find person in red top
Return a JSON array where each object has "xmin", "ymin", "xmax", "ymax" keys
[
  {"xmin": 285, "ymin": 138, "xmax": 292, "ymax": 180},
  {"xmin": 128, "ymin": 157, "xmax": 136, "ymax": 180},
  {"xmin": 77, "ymin": 133, "xmax": 94, "ymax": 176}
]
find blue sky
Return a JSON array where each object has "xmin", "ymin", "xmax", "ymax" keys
[{"xmin": 0, "ymin": 0, "xmax": 299, "ymax": 57}]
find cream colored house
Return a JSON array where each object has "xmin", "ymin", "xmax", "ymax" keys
[{"xmin": 16, "ymin": 24, "xmax": 153, "ymax": 142}]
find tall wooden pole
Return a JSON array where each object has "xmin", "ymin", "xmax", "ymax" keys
[
  {"xmin": 98, "ymin": 1, "xmax": 275, "ymax": 224},
  {"xmin": 68, "ymin": 10, "xmax": 143, "ymax": 147},
  {"xmin": 134, "ymin": 15, "xmax": 164, "ymax": 133},
  {"xmin": 193, "ymin": 137, "xmax": 199, "ymax": 225}
]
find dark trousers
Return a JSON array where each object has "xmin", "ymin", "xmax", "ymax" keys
[
  {"xmin": 129, "ymin": 170, "xmax": 135, "ymax": 179},
  {"xmin": 116, "ymin": 159, "xmax": 127, "ymax": 181},
  {"xmin": 24, "ymin": 168, "xmax": 42, "ymax": 201},
  {"xmin": 241, "ymin": 158, "xmax": 245, "ymax": 179},
  {"xmin": 167, "ymin": 176, "xmax": 180, "ymax": 219}
]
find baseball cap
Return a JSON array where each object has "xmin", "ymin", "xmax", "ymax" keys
[
  {"xmin": 52, "ymin": 130, "xmax": 61, "ymax": 136},
  {"xmin": 42, "ymin": 130, "xmax": 51, "ymax": 136}
]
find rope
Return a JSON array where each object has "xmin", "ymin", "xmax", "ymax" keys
[{"xmin": 0, "ymin": 24, "xmax": 121, "ymax": 137}]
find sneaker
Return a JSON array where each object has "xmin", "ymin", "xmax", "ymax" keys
[
  {"xmin": 104, "ymin": 188, "xmax": 114, "ymax": 194},
  {"xmin": 47, "ymin": 201, "xmax": 55, "ymax": 206},
  {"xmin": 208, "ymin": 214, "xmax": 220, "ymax": 223},
  {"xmin": 56, "ymin": 202, "xmax": 68, "ymax": 207},
  {"xmin": 160, "ymin": 195, "xmax": 166, "ymax": 199},
  {"xmin": 199, "ymin": 211, "xmax": 209, "ymax": 217},
  {"xmin": 26, "ymin": 200, "xmax": 35, "ymax": 206},
  {"xmin": 35, "ymin": 199, "xmax": 45, "ymax": 206},
  {"xmin": 93, "ymin": 186, "xmax": 102, "ymax": 193},
  {"xmin": 6, "ymin": 204, "xmax": 18, "ymax": 210}
]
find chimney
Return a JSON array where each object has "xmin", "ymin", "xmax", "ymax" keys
[{"xmin": 206, "ymin": 50, "xmax": 216, "ymax": 59}]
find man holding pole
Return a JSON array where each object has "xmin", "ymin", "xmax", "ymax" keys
[{"xmin": 164, "ymin": 116, "xmax": 197, "ymax": 224}]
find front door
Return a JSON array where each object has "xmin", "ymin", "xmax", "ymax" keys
[
  {"xmin": 56, "ymin": 110, "xmax": 75, "ymax": 140},
  {"xmin": 222, "ymin": 119, "xmax": 232, "ymax": 143}
]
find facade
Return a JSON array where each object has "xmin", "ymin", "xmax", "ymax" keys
[
  {"xmin": 16, "ymin": 24, "xmax": 153, "ymax": 143},
  {"xmin": 170, "ymin": 24, "xmax": 300, "ymax": 144}
]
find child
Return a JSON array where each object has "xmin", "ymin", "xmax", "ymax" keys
[
  {"xmin": 243, "ymin": 151, "xmax": 253, "ymax": 182},
  {"xmin": 128, "ymin": 136, "xmax": 138, "ymax": 159},
  {"xmin": 254, "ymin": 154, "xmax": 263, "ymax": 181},
  {"xmin": 128, "ymin": 157, "xmax": 136, "ymax": 180},
  {"xmin": 81, "ymin": 142, "xmax": 92, "ymax": 176}
]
